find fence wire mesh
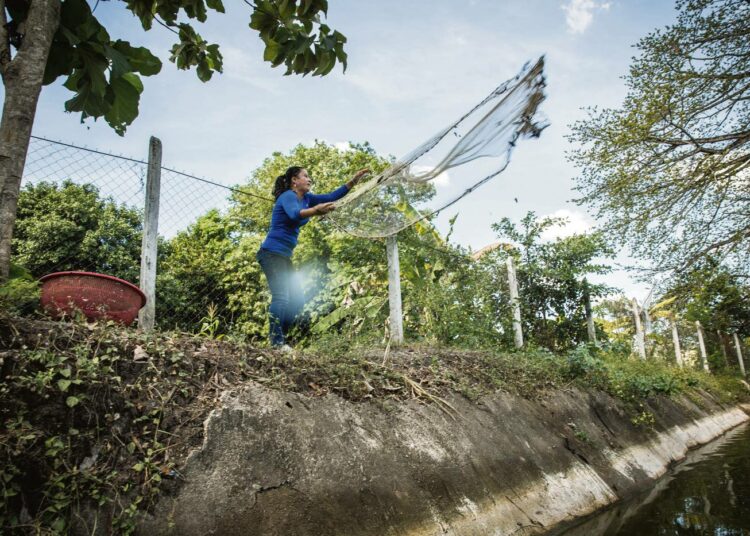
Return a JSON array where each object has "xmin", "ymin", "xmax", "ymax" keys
[{"xmin": 18, "ymin": 136, "xmax": 264, "ymax": 336}]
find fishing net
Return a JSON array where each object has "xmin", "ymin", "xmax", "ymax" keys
[{"xmin": 329, "ymin": 57, "xmax": 548, "ymax": 238}]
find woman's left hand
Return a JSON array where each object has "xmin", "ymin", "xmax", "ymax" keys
[{"xmin": 348, "ymin": 169, "xmax": 370, "ymax": 188}]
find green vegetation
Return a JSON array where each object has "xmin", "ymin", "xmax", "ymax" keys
[
  {"xmin": 13, "ymin": 181, "xmax": 143, "ymax": 282},
  {"xmin": 0, "ymin": 264, "xmax": 39, "ymax": 316},
  {"xmin": 594, "ymin": 260, "xmax": 750, "ymax": 374},
  {"xmin": 4, "ymin": 2, "xmax": 750, "ymax": 531},
  {"xmin": 492, "ymin": 212, "xmax": 614, "ymax": 351},
  {"xmin": 2, "ymin": 313, "xmax": 747, "ymax": 534},
  {"xmin": 12, "ymin": 142, "xmax": 620, "ymax": 352}
]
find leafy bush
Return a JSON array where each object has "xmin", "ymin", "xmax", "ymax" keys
[
  {"xmin": 0, "ymin": 264, "xmax": 40, "ymax": 315},
  {"xmin": 566, "ymin": 343, "xmax": 605, "ymax": 378}
]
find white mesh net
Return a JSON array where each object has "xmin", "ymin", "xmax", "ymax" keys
[{"xmin": 329, "ymin": 57, "xmax": 548, "ymax": 238}]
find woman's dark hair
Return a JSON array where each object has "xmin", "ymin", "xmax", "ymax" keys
[{"xmin": 272, "ymin": 166, "xmax": 304, "ymax": 200}]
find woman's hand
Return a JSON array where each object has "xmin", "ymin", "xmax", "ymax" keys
[
  {"xmin": 314, "ymin": 202, "xmax": 336, "ymax": 215},
  {"xmin": 347, "ymin": 168, "xmax": 370, "ymax": 189},
  {"xmin": 300, "ymin": 202, "xmax": 336, "ymax": 218}
]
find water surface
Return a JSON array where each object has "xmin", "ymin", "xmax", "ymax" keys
[{"xmin": 552, "ymin": 422, "xmax": 750, "ymax": 536}]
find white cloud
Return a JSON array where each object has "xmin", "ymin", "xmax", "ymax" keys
[
  {"xmin": 540, "ymin": 209, "xmax": 593, "ymax": 241},
  {"xmin": 561, "ymin": 0, "xmax": 611, "ymax": 34},
  {"xmin": 411, "ymin": 165, "xmax": 451, "ymax": 187}
]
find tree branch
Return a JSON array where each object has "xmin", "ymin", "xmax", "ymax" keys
[
  {"xmin": 645, "ymin": 129, "xmax": 750, "ymax": 151},
  {"xmin": 677, "ymin": 223, "xmax": 750, "ymax": 274}
]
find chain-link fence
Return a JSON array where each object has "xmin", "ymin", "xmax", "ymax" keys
[{"xmin": 17, "ymin": 135, "xmax": 272, "ymax": 336}]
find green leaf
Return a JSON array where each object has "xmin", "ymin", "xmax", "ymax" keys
[
  {"xmin": 207, "ymin": 43, "xmax": 223, "ymax": 72},
  {"xmin": 104, "ymin": 73, "xmax": 143, "ymax": 136},
  {"xmin": 60, "ymin": 0, "xmax": 91, "ymax": 33},
  {"xmin": 264, "ymin": 40, "xmax": 281, "ymax": 62},
  {"xmin": 75, "ymin": 45, "xmax": 109, "ymax": 95},
  {"xmin": 206, "ymin": 0, "xmax": 225, "ymax": 12},
  {"xmin": 66, "ymin": 396, "xmax": 80, "ymax": 408},
  {"xmin": 312, "ymin": 50, "xmax": 334, "ymax": 76},
  {"xmin": 197, "ymin": 58, "xmax": 213, "ymax": 82},
  {"xmin": 57, "ymin": 379, "xmax": 72, "ymax": 392},
  {"xmin": 249, "ymin": 11, "xmax": 277, "ymax": 33},
  {"xmin": 300, "ymin": 0, "xmax": 314, "ymax": 15},
  {"xmin": 278, "ymin": 0, "xmax": 295, "ymax": 19},
  {"xmin": 51, "ymin": 517, "xmax": 66, "ymax": 533},
  {"xmin": 64, "ymin": 81, "xmax": 109, "ymax": 119},
  {"xmin": 113, "ymin": 41, "xmax": 162, "ymax": 76},
  {"xmin": 104, "ymin": 45, "xmax": 131, "ymax": 79}
]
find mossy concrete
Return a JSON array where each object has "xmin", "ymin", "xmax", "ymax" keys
[{"xmin": 138, "ymin": 384, "xmax": 749, "ymax": 535}]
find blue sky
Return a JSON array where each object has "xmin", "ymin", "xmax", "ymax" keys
[{"xmin": 27, "ymin": 0, "xmax": 679, "ymax": 299}]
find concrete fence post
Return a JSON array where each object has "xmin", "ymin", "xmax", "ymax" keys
[
  {"xmin": 631, "ymin": 298, "xmax": 646, "ymax": 360},
  {"xmin": 733, "ymin": 332, "xmax": 746, "ymax": 377},
  {"xmin": 506, "ymin": 256, "xmax": 523, "ymax": 349},
  {"xmin": 583, "ymin": 278, "xmax": 597, "ymax": 345},
  {"xmin": 718, "ymin": 330, "xmax": 729, "ymax": 367},
  {"xmin": 695, "ymin": 321, "xmax": 710, "ymax": 373},
  {"xmin": 386, "ymin": 235, "xmax": 403, "ymax": 346},
  {"xmin": 670, "ymin": 317, "xmax": 683, "ymax": 368},
  {"xmin": 138, "ymin": 136, "xmax": 161, "ymax": 331}
]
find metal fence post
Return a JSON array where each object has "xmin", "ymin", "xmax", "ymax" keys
[
  {"xmin": 506, "ymin": 256, "xmax": 523, "ymax": 349},
  {"xmin": 138, "ymin": 136, "xmax": 162, "ymax": 331},
  {"xmin": 386, "ymin": 235, "xmax": 403, "ymax": 346}
]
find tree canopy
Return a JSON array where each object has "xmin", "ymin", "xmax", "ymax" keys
[
  {"xmin": 12, "ymin": 180, "xmax": 142, "ymax": 281},
  {"xmin": 568, "ymin": 0, "xmax": 750, "ymax": 276},
  {"xmin": 2, "ymin": 0, "xmax": 348, "ymax": 134}
]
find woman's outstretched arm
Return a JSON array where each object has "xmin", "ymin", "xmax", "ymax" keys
[{"xmin": 308, "ymin": 169, "xmax": 370, "ymax": 204}]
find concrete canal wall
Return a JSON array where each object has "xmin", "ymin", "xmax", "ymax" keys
[{"xmin": 138, "ymin": 383, "xmax": 750, "ymax": 535}]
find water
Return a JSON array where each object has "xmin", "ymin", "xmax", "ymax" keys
[{"xmin": 552, "ymin": 423, "xmax": 750, "ymax": 536}]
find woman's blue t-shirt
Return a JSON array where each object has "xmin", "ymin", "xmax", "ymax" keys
[{"xmin": 260, "ymin": 185, "xmax": 349, "ymax": 257}]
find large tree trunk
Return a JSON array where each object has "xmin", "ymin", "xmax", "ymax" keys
[{"xmin": 0, "ymin": 0, "xmax": 60, "ymax": 282}]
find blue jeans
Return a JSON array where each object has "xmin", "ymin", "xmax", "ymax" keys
[{"xmin": 256, "ymin": 248, "xmax": 304, "ymax": 346}]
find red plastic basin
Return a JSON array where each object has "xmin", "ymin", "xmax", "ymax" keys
[{"xmin": 40, "ymin": 271, "xmax": 147, "ymax": 326}]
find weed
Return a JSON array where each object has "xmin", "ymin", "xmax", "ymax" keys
[{"xmin": 631, "ymin": 407, "xmax": 656, "ymax": 428}]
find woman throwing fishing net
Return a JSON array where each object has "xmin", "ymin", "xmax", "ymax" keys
[{"xmin": 257, "ymin": 166, "xmax": 369, "ymax": 349}]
